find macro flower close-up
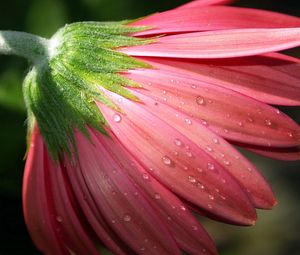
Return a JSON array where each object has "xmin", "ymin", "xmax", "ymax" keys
[{"xmin": 0, "ymin": 0, "xmax": 300, "ymax": 254}]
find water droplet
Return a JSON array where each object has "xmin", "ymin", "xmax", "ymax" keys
[
  {"xmin": 208, "ymin": 195, "xmax": 215, "ymax": 200},
  {"xmin": 180, "ymin": 205, "xmax": 186, "ymax": 211},
  {"xmin": 162, "ymin": 156, "xmax": 172, "ymax": 166},
  {"xmin": 142, "ymin": 173, "xmax": 150, "ymax": 180},
  {"xmin": 197, "ymin": 167, "xmax": 204, "ymax": 173},
  {"xmin": 162, "ymin": 90, "xmax": 166, "ymax": 95},
  {"xmin": 123, "ymin": 214, "xmax": 131, "ymax": 222},
  {"xmin": 206, "ymin": 146, "xmax": 213, "ymax": 152},
  {"xmin": 111, "ymin": 219, "xmax": 116, "ymax": 224},
  {"xmin": 247, "ymin": 117, "xmax": 254, "ymax": 123},
  {"xmin": 183, "ymin": 166, "xmax": 189, "ymax": 171},
  {"xmin": 113, "ymin": 114, "xmax": 121, "ymax": 123},
  {"xmin": 174, "ymin": 138, "xmax": 183, "ymax": 147},
  {"xmin": 196, "ymin": 96, "xmax": 205, "ymax": 105},
  {"xmin": 275, "ymin": 109, "xmax": 280, "ymax": 114},
  {"xmin": 223, "ymin": 128, "xmax": 229, "ymax": 133},
  {"xmin": 212, "ymin": 138, "xmax": 219, "ymax": 144},
  {"xmin": 185, "ymin": 118, "xmax": 192, "ymax": 125},
  {"xmin": 191, "ymin": 84, "xmax": 197, "ymax": 89},
  {"xmin": 197, "ymin": 182, "xmax": 205, "ymax": 189},
  {"xmin": 140, "ymin": 247, "xmax": 145, "ymax": 251},
  {"xmin": 186, "ymin": 151, "xmax": 193, "ymax": 158},
  {"xmin": 170, "ymin": 79, "xmax": 174, "ymax": 83},
  {"xmin": 192, "ymin": 225, "xmax": 198, "ymax": 231},
  {"xmin": 201, "ymin": 119, "xmax": 208, "ymax": 126},
  {"xmin": 264, "ymin": 119, "xmax": 272, "ymax": 126},
  {"xmin": 207, "ymin": 204, "xmax": 213, "ymax": 209},
  {"xmin": 188, "ymin": 175, "xmax": 197, "ymax": 183},
  {"xmin": 56, "ymin": 216, "xmax": 63, "ymax": 223},
  {"xmin": 247, "ymin": 167, "xmax": 252, "ymax": 172},
  {"xmin": 207, "ymin": 163, "xmax": 215, "ymax": 170},
  {"xmin": 220, "ymin": 195, "xmax": 227, "ymax": 200},
  {"xmin": 238, "ymin": 121, "xmax": 243, "ymax": 127},
  {"xmin": 223, "ymin": 160, "xmax": 231, "ymax": 166},
  {"xmin": 154, "ymin": 193, "xmax": 161, "ymax": 200},
  {"xmin": 287, "ymin": 132, "xmax": 294, "ymax": 138}
]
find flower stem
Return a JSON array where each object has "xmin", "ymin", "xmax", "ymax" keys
[{"xmin": 0, "ymin": 31, "xmax": 48, "ymax": 64}]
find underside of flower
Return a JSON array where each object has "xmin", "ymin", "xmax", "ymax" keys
[
  {"xmin": 1, "ymin": 0, "xmax": 300, "ymax": 255},
  {"xmin": 23, "ymin": 21, "xmax": 152, "ymax": 160}
]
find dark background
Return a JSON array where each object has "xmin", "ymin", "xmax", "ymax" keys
[{"xmin": 0, "ymin": 0, "xmax": 299, "ymax": 254}]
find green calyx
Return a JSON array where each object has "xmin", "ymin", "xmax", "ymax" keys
[{"xmin": 23, "ymin": 21, "xmax": 153, "ymax": 161}]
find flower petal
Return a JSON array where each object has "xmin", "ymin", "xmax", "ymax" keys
[
  {"xmin": 73, "ymin": 130, "xmax": 181, "ymax": 255},
  {"xmin": 23, "ymin": 128, "xmax": 67, "ymax": 255},
  {"xmin": 45, "ymin": 154, "xmax": 101, "ymax": 255},
  {"xmin": 124, "ymin": 69, "xmax": 300, "ymax": 147},
  {"xmin": 136, "ymin": 53, "xmax": 300, "ymax": 106},
  {"xmin": 131, "ymin": 7, "xmax": 300, "ymax": 36},
  {"xmin": 98, "ymin": 91, "xmax": 257, "ymax": 226},
  {"xmin": 127, "ymin": 89, "xmax": 276, "ymax": 209},
  {"xmin": 122, "ymin": 28, "xmax": 300, "ymax": 58},
  {"xmin": 176, "ymin": 0, "xmax": 234, "ymax": 9},
  {"xmin": 243, "ymin": 144, "xmax": 300, "ymax": 161},
  {"xmin": 93, "ymin": 130, "xmax": 217, "ymax": 255}
]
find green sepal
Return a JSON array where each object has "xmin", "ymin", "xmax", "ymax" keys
[{"xmin": 23, "ymin": 21, "xmax": 153, "ymax": 160}]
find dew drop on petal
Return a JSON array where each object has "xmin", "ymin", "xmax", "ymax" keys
[
  {"xmin": 174, "ymin": 138, "xmax": 183, "ymax": 147},
  {"xmin": 192, "ymin": 225, "xmax": 198, "ymax": 231},
  {"xmin": 113, "ymin": 114, "xmax": 122, "ymax": 123},
  {"xmin": 208, "ymin": 195, "xmax": 215, "ymax": 200},
  {"xmin": 154, "ymin": 193, "xmax": 161, "ymax": 200},
  {"xmin": 264, "ymin": 119, "xmax": 272, "ymax": 126},
  {"xmin": 142, "ymin": 173, "xmax": 150, "ymax": 180},
  {"xmin": 206, "ymin": 146, "xmax": 213, "ymax": 152},
  {"xmin": 196, "ymin": 96, "xmax": 205, "ymax": 105},
  {"xmin": 223, "ymin": 159, "xmax": 231, "ymax": 166},
  {"xmin": 212, "ymin": 138, "xmax": 219, "ymax": 144},
  {"xmin": 207, "ymin": 162, "xmax": 215, "ymax": 170},
  {"xmin": 186, "ymin": 151, "xmax": 193, "ymax": 158},
  {"xmin": 123, "ymin": 214, "xmax": 131, "ymax": 222},
  {"xmin": 207, "ymin": 204, "xmax": 213, "ymax": 209},
  {"xmin": 188, "ymin": 175, "xmax": 197, "ymax": 183},
  {"xmin": 185, "ymin": 118, "xmax": 192, "ymax": 125},
  {"xmin": 162, "ymin": 156, "xmax": 172, "ymax": 166},
  {"xmin": 56, "ymin": 216, "xmax": 63, "ymax": 223},
  {"xmin": 197, "ymin": 182, "xmax": 205, "ymax": 189},
  {"xmin": 197, "ymin": 167, "xmax": 204, "ymax": 173},
  {"xmin": 180, "ymin": 205, "xmax": 186, "ymax": 211}
]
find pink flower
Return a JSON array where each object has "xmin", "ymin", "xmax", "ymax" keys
[{"xmin": 23, "ymin": 0, "xmax": 300, "ymax": 254}]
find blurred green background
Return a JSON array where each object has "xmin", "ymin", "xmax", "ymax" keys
[{"xmin": 0, "ymin": 0, "xmax": 299, "ymax": 254}]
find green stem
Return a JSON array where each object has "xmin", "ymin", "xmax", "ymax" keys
[{"xmin": 0, "ymin": 31, "xmax": 48, "ymax": 64}]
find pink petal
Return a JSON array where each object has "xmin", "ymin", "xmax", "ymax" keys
[
  {"xmin": 23, "ymin": 127, "xmax": 66, "ymax": 255},
  {"xmin": 245, "ymin": 145, "xmax": 300, "ymax": 161},
  {"xmin": 64, "ymin": 156, "xmax": 132, "ymax": 255},
  {"xmin": 137, "ymin": 53, "xmax": 300, "ymax": 106},
  {"xmin": 45, "ymin": 154, "xmax": 101, "ymax": 255},
  {"xmin": 73, "ymin": 130, "xmax": 181, "ymax": 255},
  {"xmin": 93, "ymin": 130, "xmax": 217, "ymax": 255},
  {"xmin": 123, "ymin": 28, "xmax": 300, "ymax": 58},
  {"xmin": 98, "ymin": 91, "xmax": 257, "ymax": 226},
  {"xmin": 124, "ymin": 69, "xmax": 300, "ymax": 147},
  {"xmin": 176, "ymin": 0, "xmax": 234, "ymax": 9},
  {"xmin": 131, "ymin": 6, "xmax": 300, "ymax": 36},
  {"xmin": 127, "ymin": 89, "xmax": 276, "ymax": 209}
]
